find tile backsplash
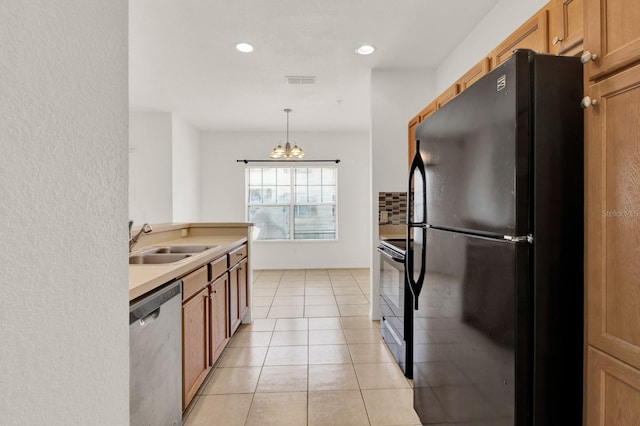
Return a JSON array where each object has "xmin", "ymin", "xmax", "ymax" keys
[{"xmin": 378, "ymin": 192, "xmax": 407, "ymax": 225}]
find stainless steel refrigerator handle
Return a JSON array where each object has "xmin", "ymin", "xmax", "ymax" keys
[{"xmin": 504, "ymin": 234, "xmax": 534, "ymax": 243}]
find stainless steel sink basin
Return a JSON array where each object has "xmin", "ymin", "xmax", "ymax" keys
[
  {"xmin": 129, "ymin": 253, "xmax": 192, "ymax": 265},
  {"xmin": 140, "ymin": 245, "xmax": 218, "ymax": 255}
]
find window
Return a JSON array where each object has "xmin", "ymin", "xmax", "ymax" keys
[{"xmin": 247, "ymin": 166, "xmax": 337, "ymax": 241}]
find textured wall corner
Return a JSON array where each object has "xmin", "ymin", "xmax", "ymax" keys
[{"xmin": 0, "ymin": 1, "xmax": 129, "ymax": 424}]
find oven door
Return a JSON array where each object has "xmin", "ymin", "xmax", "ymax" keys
[
  {"xmin": 379, "ymin": 247, "xmax": 410, "ymax": 377},
  {"xmin": 379, "ymin": 249, "xmax": 405, "ymax": 318}
]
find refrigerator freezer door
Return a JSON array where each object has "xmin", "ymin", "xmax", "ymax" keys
[
  {"xmin": 415, "ymin": 51, "xmax": 531, "ymax": 237},
  {"xmin": 413, "ymin": 228, "xmax": 531, "ymax": 425}
]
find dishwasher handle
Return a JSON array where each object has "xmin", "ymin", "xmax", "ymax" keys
[{"xmin": 129, "ymin": 280, "xmax": 182, "ymax": 325}]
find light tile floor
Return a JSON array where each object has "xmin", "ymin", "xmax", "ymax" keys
[{"xmin": 183, "ymin": 268, "xmax": 421, "ymax": 426}]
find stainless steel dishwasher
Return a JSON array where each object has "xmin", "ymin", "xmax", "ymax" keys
[{"xmin": 129, "ymin": 279, "xmax": 182, "ymax": 426}]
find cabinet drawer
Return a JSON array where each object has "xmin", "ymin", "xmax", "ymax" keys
[
  {"xmin": 182, "ymin": 265, "xmax": 208, "ymax": 301},
  {"xmin": 209, "ymin": 255, "xmax": 227, "ymax": 282},
  {"xmin": 228, "ymin": 244, "xmax": 247, "ymax": 266}
]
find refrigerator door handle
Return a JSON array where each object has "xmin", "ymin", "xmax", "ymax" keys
[
  {"xmin": 504, "ymin": 234, "xmax": 534, "ymax": 243},
  {"xmin": 406, "ymin": 139, "xmax": 428, "ymax": 309},
  {"xmin": 407, "ymin": 140, "xmax": 427, "ymax": 226},
  {"xmin": 406, "ymin": 224, "xmax": 427, "ymax": 309}
]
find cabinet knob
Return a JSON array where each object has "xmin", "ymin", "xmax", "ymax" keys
[
  {"xmin": 581, "ymin": 51, "xmax": 598, "ymax": 64},
  {"xmin": 581, "ymin": 96, "xmax": 598, "ymax": 109},
  {"xmin": 552, "ymin": 36, "xmax": 563, "ymax": 45}
]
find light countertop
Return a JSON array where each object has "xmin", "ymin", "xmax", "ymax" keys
[{"xmin": 129, "ymin": 226, "xmax": 250, "ymax": 301}]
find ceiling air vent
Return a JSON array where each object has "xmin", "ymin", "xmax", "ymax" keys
[{"xmin": 286, "ymin": 75, "xmax": 316, "ymax": 85}]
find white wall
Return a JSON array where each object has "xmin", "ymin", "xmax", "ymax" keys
[
  {"xmin": 200, "ymin": 132, "xmax": 370, "ymax": 269},
  {"xmin": 370, "ymin": 68, "xmax": 437, "ymax": 319},
  {"xmin": 435, "ymin": 0, "xmax": 549, "ymax": 92},
  {"xmin": 0, "ymin": 1, "xmax": 129, "ymax": 424},
  {"xmin": 172, "ymin": 115, "xmax": 201, "ymax": 222},
  {"xmin": 129, "ymin": 111, "xmax": 173, "ymax": 224}
]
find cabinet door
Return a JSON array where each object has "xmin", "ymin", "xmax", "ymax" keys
[
  {"xmin": 456, "ymin": 57, "xmax": 491, "ymax": 93},
  {"xmin": 182, "ymin": 288, "xmax": 209, "ymax": 410},
  {"xmin": 408, "ymin": 115, "xmax": 419, "ymax": 169},
  {"xmin": 435, "ymin": 83, "xmax": 459, "ymax": 109},
  {"xmin": 584, "ymin": 0, "xmax": 640, "ymax": 80},
  {"xmin": 586, "ymin": 62, "xmax": 640, "ymax": 370},
  {"xmin": 229, "ymin": 268, "xmax": 240, "ymax": 335},
  {"xmin": 492, "ymin": 9, "xmax": 549, "ymax": 66},
  {"xmin": 237, "ymin": 258, "xmax": 249, "ymax": 321},
  {"xmin": 586, "ymin": 347, "xmax": 640, "ymax": 425},
  {"xmin": 418, "ymin": 100, "xmax": 437, "ymax": 122},
  {"xmin": 210, "ymin": 274, "xmax": 229, "ymax": 365},
  {"xmin": 552, "ymin": 0, "xmax": 583, "ymax": 55}
]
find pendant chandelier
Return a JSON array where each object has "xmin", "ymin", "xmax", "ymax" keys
[{"xmin": 270, "ymin": 108, "xmax": 305, "ymax": 159}]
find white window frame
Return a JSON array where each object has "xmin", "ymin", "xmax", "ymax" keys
[{"xmin": 245, "ymin": 165, "xmax": 338, "ymax": 242}]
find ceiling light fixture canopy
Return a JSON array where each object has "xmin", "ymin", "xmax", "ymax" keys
[{"xmin": 270, "ymin": 108, "xmax": 305, "ymax": 159}]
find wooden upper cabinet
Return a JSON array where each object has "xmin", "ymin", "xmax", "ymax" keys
[
  {"xmin": 408, "ymin": 114, "xmax": 419, "ymax": 168},
  {"xmin": 584, "ymin": 0, "xmax": 640, "ymax": 81},
  {"xmin": 435, "ymin": 83, "xmax": 459, "ymax": 109},
  {"xmin": 551, "ymin": 0, "xmax": 584, "ymax": 56},
  {"xmin": 456, "ymin": 57, "xmax": 491, "ymax": 92},
  {"xmin": 418, "ymin": 100, "xmax": 437, "ymax": 122},
  {"xmin": 492, "ymin": 9, "xmax": 549, "ymax": 66},
  {"xmin": 585, "ymin": 62, "xmax": 640, "ymax": 370}
]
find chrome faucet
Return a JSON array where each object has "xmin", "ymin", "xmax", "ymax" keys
[{"xmin": 129, "ymin": 221, "xmax": 153, "ymax": 252}]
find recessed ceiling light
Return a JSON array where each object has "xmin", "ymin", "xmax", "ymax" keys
[
  {"xmin": 356, "ymin": 45, "xmax": 375, "ymax": 55},
  {"xmin": 236, "ymin": 42, "xmax": 254, "ymax": 53}
]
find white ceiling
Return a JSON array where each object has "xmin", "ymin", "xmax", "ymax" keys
[{"xmin": 129, "ymin": 0, "xmax": 501, "ymax": 133}]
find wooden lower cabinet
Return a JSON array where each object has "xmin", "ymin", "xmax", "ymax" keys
[
  {"xmin": 182, "ymin": 287, "xmax": 209, "ymax": 410},
  {"xmin": 179, "ymin": 245, "xmax": 251, "ymax": 411},
  {"xmin": 229, "ymin": 258, "xmax": 249, "ymax": 335},
  {"xmin": 238, "ymin": 258, "xmax": 249, "ymax": 321},
  {"xmin": 587, "ymin": 347, "xmax": 640, "ymax": 425},
  {"xmin": 228, "ymin": 269, "xmax": 239, "ymax": 335},
  {"xmin": 209, "ymin": 273, "xmax": 229, "ymax": 364}
]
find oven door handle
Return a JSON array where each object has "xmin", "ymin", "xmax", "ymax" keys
[{"xmin": 378, "ymin": 248, "xmax": 405, "ymax": 264}]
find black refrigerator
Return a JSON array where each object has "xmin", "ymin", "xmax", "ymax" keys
[{"xmin": 407, "ymin": 50, "xmax": 583, "ymax": 425}]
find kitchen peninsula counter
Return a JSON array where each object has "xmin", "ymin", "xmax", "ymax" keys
[{"xmin": 129, "ymin": 222, "xmax": 252, "ymax": 301}]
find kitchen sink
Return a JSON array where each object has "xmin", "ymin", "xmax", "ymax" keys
[
  {"xmin": 129, "ymin": 245, "xmax": 219, "ymax": 264},
  {"xmin": 155, "ymin": 245, "xmax": 217, "ymax": 254},
  {"xmin": 139, "ymin": 245, "xmax": 218, "ymax": 255},
  {"xmin": 129, "ymin": 253, "xmax": 192, "ymax": 265}
]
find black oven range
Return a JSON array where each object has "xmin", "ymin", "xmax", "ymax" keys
[{"xmin": 377, "ymin": 238, "xmax": 412, "ymax": 378}]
